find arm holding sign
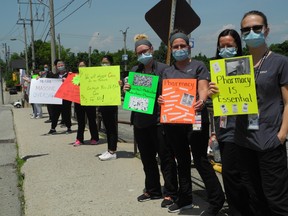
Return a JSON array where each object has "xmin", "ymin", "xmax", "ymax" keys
[{"xmin": 194, "ymin": 79, "xmax": 209, "ymax": 111}]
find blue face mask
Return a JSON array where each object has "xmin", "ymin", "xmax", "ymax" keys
[
  {"xmin": 137, "ymin": 53, "xmax": 153, "ymax": 65},
  {"xmin": 242, "ymin": 30, "xmax": 265, "ymax": 48},
  {"xmin": 172, "ymin": 48, "xmax": 189, "ymax": 61},
  {"xmin": 219, "ymin": 47, "xmax": 237, "ymax": 58}
]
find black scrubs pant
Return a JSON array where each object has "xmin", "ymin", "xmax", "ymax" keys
[
  {"xmin": 219, "ymin": 142, "xmax": 253, "ymax": 216},
  {"xmin": 164, "ymin": 124, "xmax": 193, "ymax": 205},
  {"xmin": 99, "ymin": 106, "xmax": 118, "ymax": 151},
  {"xmin": 189, "ymin": 121, "xmax": 225, "ymax": 212},
  {"xmin": 236, "ymin": 143, "xmax": 288, "ymax": 216},
  {"xmin": 134, "ymin": 124, "xmax": 162, "ymax": 197},
  {"xmin": 75, "ymin": 103, "xmax": 99, "ymax": 142},
  {"xmin": 51, "ymin": 99, "xmax": 72, "ymax": 130}
]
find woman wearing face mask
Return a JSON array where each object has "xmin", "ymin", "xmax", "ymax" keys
[
  {"xmin": 47, "ymin": 60, "xmax": 72, "ymax": 134},
  {"xmin": 123, "ymin": 34, "xmax": 178, "ymax": 208},
  {"xmin": 73, "ymin": 61, "xmax": 99, "ymax": 146},
  {"xmin": 97, "ymin": 55, "xmax": 119, "ymax": 160},
  {"xmin": 158, "ymin": 29, "xmax": 225, "ymax": 214},
  {"xmin": 209, "ymin": 29, "xmax": 254, "ymax": 216},
  {"xmin": 233, "ymin": 10, "xmax": 288, "ymax": 215}
]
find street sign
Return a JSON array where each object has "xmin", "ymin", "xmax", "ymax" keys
[{"xmin": 145, "ymin": 0, "xmax": 201, "ymax": 46}]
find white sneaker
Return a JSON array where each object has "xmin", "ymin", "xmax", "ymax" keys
[
  {"xmin": 98, "ymin": 151, "xmax": 109, "ymax": 160},
  {"xmin": 99, "ymin": 151, "xmax": 117, "ymax": 161}
]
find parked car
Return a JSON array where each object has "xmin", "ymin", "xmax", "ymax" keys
[{"xmin": 9, "ymin": 87, "xmax": 18, "ymax": 95}]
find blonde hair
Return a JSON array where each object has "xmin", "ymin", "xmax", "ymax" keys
[
  {"xmin": 134, "ymin": 34, "xmax": 149, "ymax": 42},
  {"xmin": 134, "ymin": 34, "xmax": 152, "ymax": 49}
]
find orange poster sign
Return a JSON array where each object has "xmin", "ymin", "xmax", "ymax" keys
[
  {"xmin": 160, "ymin": 79, "xmax": 197, "ymax": 124},
  {"xmin": 55, "ymin": 73, "xmax": 80, "ymax": 104}
]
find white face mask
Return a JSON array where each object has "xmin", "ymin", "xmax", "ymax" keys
[{"xmin": 101, "ymin": 63, "xmax": 110, "ymax": 66}]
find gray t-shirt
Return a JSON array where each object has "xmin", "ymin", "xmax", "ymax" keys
[{"xmin": 235, "ymin": 52, "xmax": 288, "ymax": 151}]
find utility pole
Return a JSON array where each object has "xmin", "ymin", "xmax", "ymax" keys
[
  {"xmin": 49, "ymin": 0, "xmax": 57, "ymax": 73},
  {"xmin": 120, "ymin": 27, "xmax": 129, "ymax": 71},
  {"xmin": 88, "ymin": 46, "xmax": 92, "ymax": 67},
  {"xmin": 57, "ymin": 33, "xmax": 61, "ymax": 59},
  {"xmin": 29, "ymin": 0, "xmax": 36, "ymax": 70}
]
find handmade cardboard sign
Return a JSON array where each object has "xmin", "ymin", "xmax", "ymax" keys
[
  {"xmin": 79, "ymin": 66, "xmax": 121, "ymax": 106},
  {"xmin": 123, "ymin": 72, "xmax": 159, "ymax": 114},
  {"xmin": 55, "ymin": 73, "xmax": 80, "ymax": 104},
  {"xmin": 29, "ymin": 78, "xmax": 62, "ymax": 104},
  {"xmin": 210, "ymin": 55, "xmax": 258, "ymax": 116},
  {"xmin": 160, "ymin": 78, "xmax": 197, "ymax": 124}
]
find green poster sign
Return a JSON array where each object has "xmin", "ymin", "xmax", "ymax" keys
[
  {"xmin": 210, "ymin": 55, "xmax": 258, "ymax": 116},
  {"xmin": 123, "ymin": 72, "xmax": 159, "ymax": 114}
]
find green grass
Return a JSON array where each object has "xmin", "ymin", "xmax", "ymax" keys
[{"xmin": 15, "ymin": 144, "xmax": 25, "ymax": 214}]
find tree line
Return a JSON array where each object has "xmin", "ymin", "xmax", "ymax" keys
[{"xmin": 2, "ymin": 39, "xmax": 288, "ymax": 88}]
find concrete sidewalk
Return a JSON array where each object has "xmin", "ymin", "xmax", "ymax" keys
[{"xmin": 14, "ymin": 107, "xmax": 226, "ymax": 216}]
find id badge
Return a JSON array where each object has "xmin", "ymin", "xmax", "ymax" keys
[
  {"xmin": 219, "ymin": 116, "xmax": 227, "ymax": 128},
  {"xmin": 193, "ymin": 112, "xmax": 202, "ymax": 131},
  {"xmin": 248, "ymin": 114, "xmax": 259, "ymax": 130}
]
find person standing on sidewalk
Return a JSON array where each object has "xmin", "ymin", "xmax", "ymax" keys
[
  {"xmin": 209, "ymin": 29, "xmax": 253, "ymax": 216},
  {"xmin": 123, "ymin": 34, "xmax": 178, "ymax": 208},
  {"xmin": 234, "ymin": 10, "xmax": 288, "ymax": 215},
  {"xmin": 47, "ymin": 60, "xmax": 72, "ymax": 134},
  {"xmin": 158, "ymin": 30, "xmax": 225, "ymax": 214},
  {"xmin": 98, "ymin": 55, "xmax": 118, "ymax": 160},
  {"xmin": 73, "ymin": 61, "xmax": 99, "ymax": 146},
  {"xmin": 41, "ymin": 64, "xmax": 53, "ymax": 123}
]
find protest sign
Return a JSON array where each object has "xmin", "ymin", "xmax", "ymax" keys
[
  {"xmin": 160, "ymin": 78, "xmax": 197, "ymax": 124},
  {"xmin": 123, "ymin": 72, "xmax": 159, "ymax": 114},
  {"xmin": 55, "ymin": 73, "xmax": 80, "ymax": 103},
  {"xmin": 79, "ymin": 66, "xmax": 121, "ymax": 106},
  {"xmin": 29, "ymin": 78, "xmax": 62, "ymax": 104},
  {"xmin": 210, "ymin": 55, "xmax": 258, "ymax": 116}
]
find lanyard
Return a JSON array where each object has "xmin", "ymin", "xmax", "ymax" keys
[{"xmin": 254, "ymin": 50, "xmax": 269, "ymax": 82}]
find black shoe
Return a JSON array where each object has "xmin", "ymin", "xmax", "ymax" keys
[
  {"xmin": 66, "ymin": 128, "xmax": 72, "ymax": 134},
  {"xmin": 44, "ymin": 119, "xmax": 52, "ymax": 123},
  {"xmin": 161, "ymin": 196, "xmax": 174, "ymax": 208},
  {"xmin": 200, "ymin": 207, "xmax": 221, "ymax": 216},
  {"xmin": 168, "ymin": 202, "xmax": 193, "ymax": 213},
  {"xmin": 137, "ymin": 193, "xmax": 162, "ymax": 202},
  {"xmin": 48, "ymin": 129, "xmax": 56, "ymax": 134}
]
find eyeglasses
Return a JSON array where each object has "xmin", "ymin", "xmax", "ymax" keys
[
  {"xmin": 240, "ymin": 25, "xmax": 263, "ymax": 35},
  {"xmin": 171, "ymin": 44, "xmax": 188, "ymax": 50}
]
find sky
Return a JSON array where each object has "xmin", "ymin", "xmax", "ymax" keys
[{"xmin": 1, "ymin": 0, "xmax": 288, "ymax": 61}]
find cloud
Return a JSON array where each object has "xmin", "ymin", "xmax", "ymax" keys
[{"xmin": 88, "ymin": 32, "xmax": 113, "ymax": 50}]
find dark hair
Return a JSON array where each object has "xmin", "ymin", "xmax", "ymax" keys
[
  {"xmin": 215, "ymin": 29, "xmax": 243, "ymax": 59},
  {"xmin": 102, "ymin": 55, "xmax": 113, "ymax": 64},
  {"xmin": 54, "ymin": 59, "xmax": 60, "ymax": 66},
  {"xmin": 241, "ymin": 10, "xmax": 268, "ymax": 28}
]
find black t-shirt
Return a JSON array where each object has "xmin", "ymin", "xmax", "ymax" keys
[
  {"xmin": 130, "ymin": 61, "xmax": 169, "ymax": 128},
  {"xmin": 235, "ymin": 52, "xmax": 288, "ymax": 151}
]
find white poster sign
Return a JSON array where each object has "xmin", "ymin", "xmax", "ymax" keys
[{"xmin": 29, "ymin": 78, "xmax": 62, "ymax": 104}]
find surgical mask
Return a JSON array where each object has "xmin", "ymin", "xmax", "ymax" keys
[
  {"xmin": 101, "ymin": 63, "xmax": 110, "ymax": 66},
  {"xmin": 44, "ymin": 67, "xmax": 48, "ymax": 71},
  {"xmin": 137, "ymin": 53, "xmax": 153, "ymax": 65},
  {"xmin": 172, "ymin": 48, "xmax": 189, "ymax": 61},
  {"xmin": 242, "ymin": 30, "xmax": 265, "ymax": 48},
  {"xmin": 219, "ymin": 47, "xmax": 237, "ymax": 58},
  {"xmin": 57, "ymin": 66, "xmax": 65, "ymax": 72}
]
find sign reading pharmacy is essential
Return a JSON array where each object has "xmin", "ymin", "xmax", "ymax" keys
[
  {"xmin": 210, "ymin": 55, "xmax": 258, "ymax": 116},
  {"xmin": 160, "ymin": 78, "xmax": 197, "ymax": 124},
  {"xmin": 29, "ymin": 78, "xmax": 62, "ymax": 104},
  {"xmin": 123, "ymin": 72, "xmax": 159, "ymax": 114},
  {"xmin": 54, "ymin": 73, "xmax": 80, "ymax": 104},
  {"xmin": 79, "ymin": 66, "xmax": 121, "ymax": 106}
]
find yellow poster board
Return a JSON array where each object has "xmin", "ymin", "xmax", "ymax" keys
[
  {"xmin": 79, "ymin": 66, "xmax": 121, "ymax": 106},
  {"xmin": 210, "ymin": 55, "xmax": 258, "ymax": 116}
]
